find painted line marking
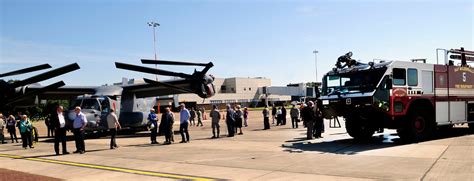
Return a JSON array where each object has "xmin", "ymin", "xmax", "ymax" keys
[{"xmin": 0, "ymin": 153, "xmax": 217, "ymax": 181}]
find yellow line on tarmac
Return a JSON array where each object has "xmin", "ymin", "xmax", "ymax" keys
[{"xmin": 0, "ymin": 153, "xmax": 216, "ymax": 181}]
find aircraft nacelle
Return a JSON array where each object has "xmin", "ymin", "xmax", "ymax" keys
[{"xmin": 195, "ymin": 74, "xmax": 216, "ymax": 99}]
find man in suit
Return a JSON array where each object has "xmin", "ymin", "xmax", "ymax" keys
[{"xmin": 50, "ymin": 106, "xmax": 69, "ymax": 155}]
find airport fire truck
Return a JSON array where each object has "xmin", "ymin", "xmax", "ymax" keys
[{"xmin": 320, "ymin": 48, "xmax": 474, "ymax": 142}]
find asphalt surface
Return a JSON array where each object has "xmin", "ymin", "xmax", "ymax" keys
[{"xmin": 0, "ymin": 111, "xmax": 473, "ymax": 180}]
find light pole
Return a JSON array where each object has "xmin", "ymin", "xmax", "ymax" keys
[
  {"xmin": 313, "ymin": 50, "xmax": 319, "ymax": 85},
  {"xmin": 147, "ymin": 21, "xmax": 160, "ymax": 80}
]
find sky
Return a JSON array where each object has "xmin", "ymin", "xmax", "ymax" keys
[{"xmin": 1, "ymin": 0, "xmax": 473, "ymax": 86}]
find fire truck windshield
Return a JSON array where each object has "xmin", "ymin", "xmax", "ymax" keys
[{"xmin": 322, "ymin": 67, "xmax": 387, "ymax": 96}]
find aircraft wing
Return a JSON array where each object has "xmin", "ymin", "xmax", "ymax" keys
[
  {"xmin": 121, "ymin": 79, "xmax": 193, "ymax": 98},
  {"xmin": 26, "ymin": 86, "xmax": 97, "ymax": 100}
]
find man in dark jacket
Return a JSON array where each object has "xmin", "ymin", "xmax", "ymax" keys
[
  {"xmin": 225, "ymin": 104, "xmax": 235, "ymax": 137},
  {"xmin": 301, "ymin": 101, "xmax": 315, "ymax": 140},
  {"xmin": 50, "ymin": 106, "xmax": 69, "ymax": 155},
  {"xmin": 281, "ymin": 106, "xmax": 287, "ymax": 125}
]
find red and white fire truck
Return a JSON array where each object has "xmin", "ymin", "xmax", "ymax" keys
[{"xmin": 320, "ymin": 48, "xmax": 474, "ymax": 142}]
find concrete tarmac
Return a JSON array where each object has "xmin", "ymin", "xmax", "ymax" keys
[{"xmin": 0, "ymin": 111, "xmax": 473, "ymax": 180}]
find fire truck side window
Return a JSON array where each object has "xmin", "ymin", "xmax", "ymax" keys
[
  {"xmin": 393, "ymin": 68, "xmax": 406, "ymax": 85},
  {"xmin": 407, "ymin": 68, "xmax": 418, "ymax": 86}
]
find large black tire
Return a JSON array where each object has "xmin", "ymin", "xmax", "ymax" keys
[
  {"xmin": 397, "ymin": 108, "xmax": 435, "ymax": 143},
  {"xmin": 345, "ymin": 118, "xmax": 375, "ymax": 140},
  {"xmin": 469, "ymin": 123, "xmax": 474, "ymax": 134}
]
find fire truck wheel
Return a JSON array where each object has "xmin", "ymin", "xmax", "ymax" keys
[
  {"xmin": 345, "ymin": 118, "xmax": 375, "ymax": 140},
  {"xmin": 469, "ymin": 123, "xmax": 474, "ymax": 133},
  {"xmin": 397, "ymin": 108, "xmax": 435, "ymax": 143}
]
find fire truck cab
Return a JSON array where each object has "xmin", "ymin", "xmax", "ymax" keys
[{"xmin": 320, "ymin": 48, "xmax": 474, "ymax": 142}]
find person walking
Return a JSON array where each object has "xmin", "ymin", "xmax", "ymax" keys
[
  {"xmin": 6, "ymin": 115, "xmax": 18, "ymax": 143},
  {"xmin": 44, "ymin": 114, "xmax": 54, "ymax": 138},
  {"xmin": 162, "ymin": 107, "xmax": 174, "ymax": 144},
  {"xmin": 189, "ymin": 107, "xmax": 196, "ymax": 126},
  {"xmin": 196, "ymin": 108, "xmax": 203, "ymax": 127},
  {"xmin": 51, "ymin": 106, "xmax": 69, "ymax": 155},
  {"xmin": 262, "ymin": 105, "xmax": 270, "ymax": 130},
  {"xmin": 0, "ymin": 114, "xmax": 6, "ymax": 144},
  {"xmin": 148, "ymin": 109, "xmax": 158, "ymax": 144},
  {"xmin": 179, "ymin": 104, "xmax": 190, "ymax": 143},
  {"xmin": 290, "ymin": 105, "xmax": 300, "ymax": 129},
  {"xmin": 18, "ymin": 115, "xmax": 33, "ymax": 149},
  {"xmin": 209, "ymin": 105, "xmax": 221, "ymax": 138},
  {"xmin": 234, "ymin": 105, "xmax": 243, "ymax": 135},
  {"xmin": 225, "ymin": 104, "xmax": 235, "ymax": 137},
  {"xmin": 281, "ymin": 106, "xmax": 287, "ymax": 125},
  {"xmin": 107, "ymin": 109, "xmax": 121, "ymax": 149},
  {"xmin": 72, "ymin": 107, "xmax": 87, "ymax": 154},
  {"xmin": 301, "ymin": 101, "xmax": 316, "ymax": 140},
  {"xmin": 243, "ymin": 107, "xmax": 249, "ymax": 127},
  {"xmin": 271, "ymin": 104, "xmax": 277, "ymax": 124}
]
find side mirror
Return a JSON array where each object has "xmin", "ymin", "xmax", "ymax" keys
[{"xmin": 385, "ymin": 79, "xmax": 393, "ymax": 89}]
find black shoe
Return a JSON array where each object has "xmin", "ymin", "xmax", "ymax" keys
[
  {"xmin": 238, "ymin": 133, "xmax": 243, "ymax": 135},
  {"xmin": 211, "ymin": 136, "xmax": 216, "ymax": 139},
  {"xmin": 79, "ymin": 150, "xmax": 85, "ymax": 154},
  {"xmin": 56, "ymin": 152, "xmax": 60, "ymax": 155},
  {"xmin": 63, "ymin": 152, "xmax": 70, "ymax": 155},
  {"xmin": 179, "ymin": 141, "xmax": 186, "ymax": 143}
]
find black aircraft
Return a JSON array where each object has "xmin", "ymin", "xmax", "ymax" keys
[{"xmin": 0, "ymin": 59, "xmax": 216, "ymax": 132}]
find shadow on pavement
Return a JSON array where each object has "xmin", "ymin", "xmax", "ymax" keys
[{"xmin": 282, "ymin": 127, "xmax": 472, "ymax": 154}]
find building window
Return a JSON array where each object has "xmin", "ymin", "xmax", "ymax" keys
[
  {"xmin": 244, "ymin": 88, "xmax": 246, "ymax": 91},
  {"xmin": 231, "ymin": 88, "xmax": 235, "ymax": 92},
  {"xmin": 221, "ymin": 86, "xmax": 226, "ymax": 91},
  {"xmin": 249, "ymin": 87, "xmax": 251, "ymax": 91}
]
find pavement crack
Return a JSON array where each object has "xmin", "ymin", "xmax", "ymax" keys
[{"xmin": 420, "ymin": 145, "xmax": 450, "ymax": 181}]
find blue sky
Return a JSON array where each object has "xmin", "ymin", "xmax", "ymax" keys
[{"xmin": 1, "ymin": 0, "xmax": 473, "ymax": 86}]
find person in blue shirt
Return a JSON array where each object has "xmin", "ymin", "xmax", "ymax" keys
[
  {"xmin": 179, "ymin": 104, "xmax": 190, "ymax": 143},
  {"xmin": 148, "ymin": 108, "xmax": 158, "ymax": 144},
  {"xmin": 73, "ymin": 107, "xmax": 87, "ymax": 154}
]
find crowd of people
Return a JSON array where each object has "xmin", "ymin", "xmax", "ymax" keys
[{"xmin": 0, "ymin": 101, "xmax": 325, "ymax": 156}]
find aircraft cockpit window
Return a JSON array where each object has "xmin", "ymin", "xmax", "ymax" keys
[
  {"xmin": 393, "ymin": 68, "xmax": 406, "ymax": 85},
  {"xmin": 81, "ymin": 99, "xmax": 100, "ymax": 109},
  {"xmin": 99, "ymin": 98, "xmax": 110, "ymax": 112}
]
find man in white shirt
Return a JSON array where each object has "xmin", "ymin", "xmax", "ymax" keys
[
  {"xmin": 179, "ymin": 104, "xmax": 190, "ymax": 143},
  {"xmin": 107, "ymin": 109, "xmax": 121, "ymax": 149},
  {"xmin": 73, "ymin": 106, "xmax": 87, "ymax": 154},
  {"xmin": 51, "ymin": 106, "xmax": 69, "ymax": 155}
]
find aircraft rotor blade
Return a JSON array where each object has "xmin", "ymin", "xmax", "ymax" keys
[
  {"xmin": 6, "ymin": 81, "xmax": 65, "ymax": 105},
  {"xmin": 11, "ymin": 63, "xmax": 80, "ymax": 88},
  {"xmin": 115, "ymin": 62, "xmax": 193, "ymax": 79},
  {"xmin": 141, "ymin": 59, "xmax": 209, "ymax": 66},
  {"xmin": 143, "ymin": 78, "xmax": 194, "ymax": 93},
  {"xmin": 0, "ymin": 64, "xmax": 52, "ymax": 78}
]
